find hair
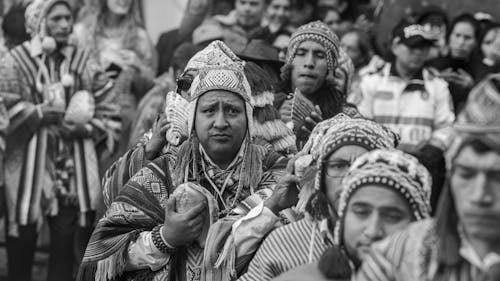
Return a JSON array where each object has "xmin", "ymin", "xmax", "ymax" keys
[
  {"xmin": 479, "ymin": 22, "xmax": 500, "ymax": 56},
  {"xmin": 341, "ymin": 28, "xmax": 374, "ymax": 68},
  {"xmin": 278, "ymin": 63, "xmax": 345, "ymax": 119},
  {"xmin": 2, "ymin": 3, "xmax": 30, "ymax": 49},
  {"xmin": 171, "ymin": 42, "xmax": 202, "ymax": 74},
  {"xmin": 447, "ymin": 13, "xmax": 480, "ymax": 43},
  {"xmin": 417, "ymin": 6, "xmax": 449, "ymax": 29},
  {"xmin": 77, "ymin": 0, "xmax": 143, "ymax": 56}
]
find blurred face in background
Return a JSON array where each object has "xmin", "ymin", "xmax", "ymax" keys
[
  {"xmin": 392, "ymin": 41, "xmax": 430, "ymax": 73},
  {"xmin": 341, "ymin": 31, "xmax": 363, "ymax": 67},
  {"xmin": 323, "ymin": 9, "xmax": 342, "ymax": 35},
  {"xmin": 481, "ymin": 28, "xmax": 500, "ymax": 65},
  {"xmin": 449, "ymin": 21, "xmax": 477, "ymax": 59},
  {"xmin": 46, "ymin": 4, "xmax": 73, "ymax": 44},
  {"xmin": 107, "ymin": 0, "xmax": 133, "ymax": 15},
  {"xmin": 235, "ymin": 0, "xmax": 267, "ymax": 29},
  {"xmin": 273, "ymin": 33, "xmax": 290, "ymax": 61},
  {"xmin": 266, "ymin": 0, "xmax": 291, "ymax": 27}
]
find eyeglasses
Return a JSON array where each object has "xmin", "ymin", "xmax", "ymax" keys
[
  {"xmin": 323, "ymin": 159, "xmax": 352, "ymax": 178},
  {"xmin": 175, "ymin": 74, "xmax": 194, "ymax": 94}
]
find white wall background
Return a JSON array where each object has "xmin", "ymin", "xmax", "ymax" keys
[{"xmin": 142, "ymin": 0, "xmax": 187, "ymax": 44}]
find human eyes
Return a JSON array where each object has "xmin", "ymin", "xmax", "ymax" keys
[
  {"xmin": 327, "ymin": 160, "xmax": 350, "ymax": 170},
  {"xmin": 454, "ymin": 166, "xmax": 476, "ymax": 179},
  {"xmin": 381, "ymin": 211, "xmax": 405, "ymax": 224},
  {"xmin": 201, "ymin": 106, "xmax": 216, "ymax": 114},
  {"xmin": 295, "ymin": 49, "xmax": 307, "ymax": 56},
  {"xmin": 350, "ymin": 205, "xmax": 371, "ymax": 219},
  {"xmin": 227, "ymin": 106, "xmax": 242, "ymax": 115},
  {"xmin": 315, "ymin": 51, "xmax": 326, "ymax": 59}
]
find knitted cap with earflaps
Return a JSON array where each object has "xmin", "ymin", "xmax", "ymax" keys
[{"xmin": 333, "ymin": 149, "xmax": 432, "ymax": 248}]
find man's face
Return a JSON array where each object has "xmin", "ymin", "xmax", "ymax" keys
[
  {"xmin": 235, "ymin": 0, "xmax": 267, "ymax": 28},
  {"xmin": 45, "ymin": 4, "xmax": 73, "ymax": 44},
  {"xmin": 323, "ymin": 145, "xmax": 369, "ymax": 208},
  {"xmin": 449, "ymin": 22, "xmax": 476, "ymax": 59},
  {"xmin": 195, "ymin": 90, "xmax": 247, "ymax": 165},
  {"xmin": 392, "ymin": 42, "xmax": 430, "ymax": 72},
  {"xmin": 451, "ymin": 146, "xmax": 500, "ymax": 242},
  {"xmin": 266, "ymin": 0, "xmax": 290, "ymax": 26},
  {"xmin": 273, "ymin": 34, "xmax": 290, "ymax": 62},
  {"xmin": 107, "ymin": 0, "xmax": 133, "ymax": 15},
  {"xmin": 341, "ymin": 32, "xmax": 362, "ymax": 66},
  {"xmin": 291, "ymin": 41, "xmax": 329, "ymax": 97},
  {"xmin": 343, "ymin": 185, "xmax": 413, "ymax": 264}
]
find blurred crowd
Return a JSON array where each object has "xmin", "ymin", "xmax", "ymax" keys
[{"xmin": 0, "ymin": 0, "xmax": 499, "ymax": 281}]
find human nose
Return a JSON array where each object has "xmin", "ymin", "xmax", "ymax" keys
[
  {"xmin": 213, "ymin": 110, "xmax": 228, "ymax": 129},
  {"xmin": 363, "ymin": 213, "xmax": 385, "ymax": 241},
  {"xmin": 470, "ymin": 173, "xmax": 493, "ymax": 206},
  {"xmin": 303, "ymin": 52, "xmax": 315, "ymax": 69}
]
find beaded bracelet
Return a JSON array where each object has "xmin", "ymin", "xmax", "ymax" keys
[{"xmin": 151, "ymin": 225, "xmax": 176, "ymax": 254}]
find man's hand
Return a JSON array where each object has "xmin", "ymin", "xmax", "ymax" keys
[
  {"xmin": 300, "ymin": 106, "xmax": 323, "ymax": 136},
  {"xmin": 440, "ymin": 68, "xmax": 474, "ymax": 88},
  {"xmin": 145, "ymin": 114, "xmax": 171, "ymax": 160},
  {"xmin": 161, "ymin": 197, "xmax": 206, "ymax": 247},
  {"xmin": 264, "ymin": 174, "xmax": 300, "ymax": 215},
  {"xmin": 39, "ymin": 104, "xmax": 64, "ymax": 126}
]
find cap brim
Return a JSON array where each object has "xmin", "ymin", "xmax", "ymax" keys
[{"xmin": 402, "ymin": 36, "xmax": 436, "ymax": 48}]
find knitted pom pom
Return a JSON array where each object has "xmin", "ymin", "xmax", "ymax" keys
[
  {"xmin": 41, "ymin": 36, "xmax": 57, "ymax": 53},
  {"xmin": 61, "ymin": 74, "xmax": 74, "ymax": 88}
]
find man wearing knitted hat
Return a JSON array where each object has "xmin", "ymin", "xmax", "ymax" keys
[
  {"xmin": 238, "ymin": 114, "xmax": 399, "ymax": 281},
  {"xmin": 357, "ymin": 74, "xmax": 500, "ymax": 281},
  {"xmin": 272, "ymin": 148, "xmax": 432, "ymax": 281},
  {"xmin": 275, "ymin": 21, "xmax": 357, "ymax": 149},
  {"xmin": 79, "ymin": 64, "xmax": 299, "ymax": 281},
  {"xmin": 0, "ymin": 0, "xmax": 120, "ymax": 280}
]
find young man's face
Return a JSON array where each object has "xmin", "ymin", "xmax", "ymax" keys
[
  {"xmin": 235, "ymin": 0, "xmax": 267, "ymax": 29},
  {"xmin": 291, "ymin": 40, "xmax": 329, "ymax": 97},
  {"xmin": 392, "ymin": 42, "xmax": 430, "ymax": 72},
  {"xmin": 45, "ymin": 4, "xmax": 73, "ymax": 44},
  {"xmin": 451, "ymin": 145, "xmax": 500, "ymax": 243},
  {"xmin": 342, "ymin": 185, "xmax": 413, "ymax": 264}
]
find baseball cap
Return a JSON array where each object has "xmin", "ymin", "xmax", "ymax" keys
[{"xmin": 392, "ymin": 22, "xmax": 438, "ymax": 48}]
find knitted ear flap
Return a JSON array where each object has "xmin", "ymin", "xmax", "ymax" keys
[{"xmin": 318, "ymin": 245, "xmax": 352, "ymax": 280}]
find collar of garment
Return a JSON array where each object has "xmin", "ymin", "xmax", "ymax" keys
[
  {"xmin": 458, "ymin": 225, "xmax": 500, "ymax": 271},
  {"xmin": 199, "ymin": 139, "xmax": 247, "ymax": 172}
]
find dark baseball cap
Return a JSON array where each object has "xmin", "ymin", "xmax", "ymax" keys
[{"xmin": 392, "ymin": 22, "xmax": 438, "ymax": 48}]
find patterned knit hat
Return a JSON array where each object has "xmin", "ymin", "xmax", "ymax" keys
[
  {"xmin": 447, "ymin": 73, "xmax": 500, "ymax": 165},
  {"xmin": 295, "ymin": 114, "xmax": 399, "ymax": 213},
  {"xmin": 333, "ymin": 149, "xmax": 432, "ymax": 246},
  {"xmin": 287, "ymin": 21, "xmax": 341, "ymax": 75},
  {"xmin": 25, "ymin": 0, "xmax": 71, "ymax": 37},
  {"xmin": 188, "ymin": 64, "xmax": 254, "ymax": 138}
]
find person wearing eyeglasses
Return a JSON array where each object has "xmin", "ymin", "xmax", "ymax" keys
[{"xmin": 237, "ymin": 114, "xmax": 399, "ymax": 281}]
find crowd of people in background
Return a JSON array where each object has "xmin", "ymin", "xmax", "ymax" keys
[{"xmin": 0, "ymin": 0, "xmax": 499, "ymax": 281}]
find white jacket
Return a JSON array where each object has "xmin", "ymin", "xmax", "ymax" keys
[{"xmin": 349, "ymin": 63, "xmax": 455, "ymax": 149}]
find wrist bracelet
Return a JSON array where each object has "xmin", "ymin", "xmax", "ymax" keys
[{"xmin": 151, "ymin": 225, "xmax": 176, "ymax": 254}]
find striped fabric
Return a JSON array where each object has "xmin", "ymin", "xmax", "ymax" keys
[
  {"xmin": 1, "ymin": 39, "xmax": 118, "ymax": 234},
  {"xmin": 238, "ymin": 218, "xmax": 333, "ymax": 281}
]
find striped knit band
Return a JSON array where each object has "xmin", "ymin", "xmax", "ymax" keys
[
  {"xmin": 333, "ymin": 149, "xmax": 432, "ymax": 246},
  {"xmin": 286, "ymin": 21, "xmax": 340, "ymax": 74}
]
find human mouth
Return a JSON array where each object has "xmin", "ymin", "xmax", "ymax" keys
[
  {"xmin": 299, "ymin": 73, "xmax": 317, "ymax": 80},
  {"xmin": 211, "ymin": 134, "xmax": 231, "ymax": 141}
]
